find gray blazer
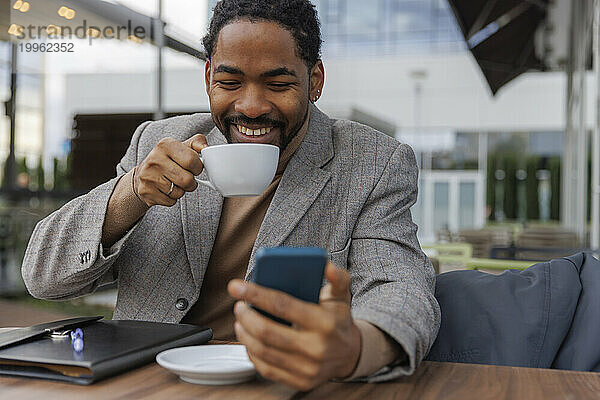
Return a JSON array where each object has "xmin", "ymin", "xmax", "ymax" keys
[{"xmin": 22, "ymin": 105, "xmax": 440, "ymax": 381}]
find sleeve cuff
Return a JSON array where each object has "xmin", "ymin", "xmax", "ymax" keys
[
  {"xmin": 98, "ymin": 169, "xmax": 146, "ymax": 261},
  {"xmin": 342, "ymin": 320, "xmax": 406, "ymax": 381},
  {"xmin": 348, "ymin": 307, "xmax": 418, "ymax": 382},
  {"xmin": 98, "ymin": 219, "xmax": 140, "ymax": 261}
]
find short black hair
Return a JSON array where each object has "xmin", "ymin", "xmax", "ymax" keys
[{"xmin": 203, "ymin": 0, "xmax": 322, "ymax": 68}]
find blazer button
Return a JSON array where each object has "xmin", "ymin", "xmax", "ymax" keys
[{"xmin": 175, "ymin": 298, "xmax": 189, "ymax": 311}]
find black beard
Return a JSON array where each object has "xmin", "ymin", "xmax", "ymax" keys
[
  {"xmin": 221, "ymin": 114, "xmax": 283, "ymax": 144},
  {"xmin": 215, "ymin": 105, "xmax": 310, "ymax": 152},
  {"xmin": 278, "ymin": 105, "xmax": 310, "ymax": 151}
]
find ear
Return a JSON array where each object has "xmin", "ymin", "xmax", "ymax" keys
[
  {"xmin": 204, "ymin": 60, "xmax": 212, "ymax": 97},
  {"xmin": 309, "ymin": 60, "xmax": 325, "ymax": 102}
]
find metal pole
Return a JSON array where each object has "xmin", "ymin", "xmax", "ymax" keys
[
  {"xmin": 577, "ymin": 0, "xmax": 594, "ymax": 247},
  {"xmin": 154, "ymin": 0, "xmax": 165, "ymax": 121},
  {"xmin": 575, "ymin": 18, "xmax": 588, "ymax": 246},
  {"xmin": 592, "ymin": 0, "xmax": 600, "ymax": 250},
  {"xmin": 5, "ymin": 43, "xmax": 17, "ymax": 191},
  {"xmin": 562, "ymin": 0, "xmax": 576, "ymax": 232},
  {"xmin": 411, "ymin": 70, "xmax": 428, "ymax": 169},
  {"xmin": 565, "ymin": 0, "xmax": 591, "ymax": 245}
]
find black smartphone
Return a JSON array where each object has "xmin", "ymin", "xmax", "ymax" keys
[{"xmin": 251, "ymin": 247, "xmax": 327, "ymax": 325}]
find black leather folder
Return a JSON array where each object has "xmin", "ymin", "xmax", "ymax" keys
[{"xmin": 0, "ymin": 318, "xmax": 212, "ymax": 385}]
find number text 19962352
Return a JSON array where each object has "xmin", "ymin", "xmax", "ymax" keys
[{"xmin": 19, "ymin": 43, "xmax": 75, "ymax": 53}]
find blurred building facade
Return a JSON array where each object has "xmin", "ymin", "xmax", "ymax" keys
[
  {"xmin": 2, "ymin": 0, "xmax": 595, "ymax": 244},
  {"xmin": 208, "ymin": 0, "xmax": 584, "ymax": 242},
  {"xmin": 209, "ymin": 0, "xmax": 465, "ymax": 56},
  {"xmin": 0, "ymin": 41, "xmax": 46, "ymax": 190}
]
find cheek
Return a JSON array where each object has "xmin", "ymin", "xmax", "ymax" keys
[
  {"xmin": 275, "ymin": 92, "xmax": 307, "ymax": 122},
  {"xmin": 208, "ymin": 91, "xmax": 233, "ymax": 115}
]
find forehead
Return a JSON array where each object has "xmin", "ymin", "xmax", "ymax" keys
[{"xmin": 212, "ymin": 20, "xmax": 305, "ymax": 73}]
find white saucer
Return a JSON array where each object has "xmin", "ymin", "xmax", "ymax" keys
[{"xmin": 156, "ymin": 345, "xmax": 256, "ymax": 385}]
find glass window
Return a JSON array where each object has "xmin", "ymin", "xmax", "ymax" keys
[
  {"xmin": 345, "ymin": 2, "xmax": 381, "ymax": 42},
  {"xmin": 16, "ymin": 74, "xmax": 43, "ymax": 109},
  {"xmin": 529, "ymin": 132, "xmax": 564, "ymax": 156},
  {"xmin": 0, "ymin": 42, "xmax": 44, "ymax": 168},
  {"xmin": 0, "ymin": 42, "xmax": 10, "ymax": 103},
  {"xmin": 205, "ymin": 0, "xmax": 465, "ymax": 57},
  {"xmin": 0, "ymin": 64, "xmax": 8, "ymax": 102},
  {"xmin": 459, "ymin": 182, "xmax": 476, "ymax": 228},
  {"xmin": 433, "ymin": 182, "xmax": 450, "ymax": 233}
]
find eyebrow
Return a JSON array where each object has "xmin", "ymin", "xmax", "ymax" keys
[
  {"xmin": 260, "ymin": 67, "xmax": 297, "ymax": 78},
  {"xmin": 214, "ymin": 65, "xmax": 244, "ymax": 75},
  {"xmin": 213, "ymin": 64, "xmax": 298, "ymax": 78}
]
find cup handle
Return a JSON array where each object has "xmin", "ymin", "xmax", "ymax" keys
[
  {"xmin": 195, "ymin": 176, "xmax": 216, "ymax": 191},
  {"xmin": 195, "ymin": 153, "xmax": 217, "ymax": 191}
]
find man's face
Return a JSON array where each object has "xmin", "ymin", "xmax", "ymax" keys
[{"xmin": 205, "ymin": 20, "xmax": 324, "ymax": 150}]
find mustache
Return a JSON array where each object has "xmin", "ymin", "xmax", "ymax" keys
[{"xmin": 224, "ymin": 114, "xmax": 285, "ymax": 128}]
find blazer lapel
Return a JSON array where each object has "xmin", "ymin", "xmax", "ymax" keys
[
  {"xmin": 181, "ymin": 126, "xmax": 226, "ymax": 290},
  {"xmin": 246, "ymin": 105, "xmax": 334, "ymax": 279}
]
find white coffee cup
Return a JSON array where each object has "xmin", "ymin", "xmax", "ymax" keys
[{"xmin": 195, "ymin": 143, "xmax": 279, "ymax": 197}]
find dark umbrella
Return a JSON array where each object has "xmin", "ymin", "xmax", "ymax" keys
[{"xmin": 447, "ymin": 0, "xmax": 549, "ymax": 94}]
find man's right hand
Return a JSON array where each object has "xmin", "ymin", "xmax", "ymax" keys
[{"xmin": 133, "ymin": 134, "xmax": 208, "ymax": 207}]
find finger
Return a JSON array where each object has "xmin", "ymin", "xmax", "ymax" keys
[
  {"xmin": 246, "ymin": 346, "xmax": 319, "ymax": 391},
  {"xmin": 233, "ymin": 301, "xmax": 319, "ymax": 357},
  {"xmin": 135, "ymin": 173, "xmax": 176, "ymax": 207},
  {"xmin": 164, "ymin": 140, "xmax": 204, "ymax": 176},
  {"xmin": 139, "ymin": 187, "xmax": 177, "ymax": 207},
  {"xmin": 183, "ymin": 133, "xmax": 208, "ymax": 153},
  {"xmin": 167, "ymin": 185, "xmax": 185, "ymax": 200},
  {"xmin": 228, "ymin": 280, "xmax": 327, "ymax": 331},
  {"xmin": 158, "ymin": 155, "xmax": 198, "ymax": 192},
  {"xmin": 234, "ymin": 321, "xmax": 319, "ymax": 379},
  {"xmin": 321, "ymin": 262, "xmax": 351, "ymax": 303},
  {"xmin": 159, "ymin": 176, "xmax": 185, "ymax": 200}
]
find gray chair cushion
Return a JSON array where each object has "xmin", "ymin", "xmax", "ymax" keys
[
  {"xmin": 426, "ymin": 255, "xmax": 585, "ymax": 368},
  {"xmin": 552, "ymin": 253, "xmax": 600, "ymax": 371}
]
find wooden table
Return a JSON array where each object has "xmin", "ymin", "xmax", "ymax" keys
[
  {"xmin": 2, "ymin": 300, "xmax": 600, "ymax": 399},
  {"xmin": 2, "ymin": 359, "xmax": 600, "ymax": 400}
]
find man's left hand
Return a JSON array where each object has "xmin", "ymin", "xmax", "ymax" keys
[{"xmin": 228, "ymin": 262, "xmax": 361, "ymax": 391}]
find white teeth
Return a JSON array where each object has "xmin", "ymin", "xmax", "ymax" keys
[{"xmin": 237, "ymin": 125, "xmax": 273, "ymax": 136}]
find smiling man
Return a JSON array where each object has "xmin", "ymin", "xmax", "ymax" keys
[{"xmin": 22, "ymin": 0, "xmax": 440, "ymax": 390}]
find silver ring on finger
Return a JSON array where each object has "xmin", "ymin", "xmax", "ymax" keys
[{"xmin": 167, "ymin": 181, "xmax": 175, "ymax": 197}]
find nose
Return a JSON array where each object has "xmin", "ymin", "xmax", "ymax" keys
[{"xmin": 234, "ymin": 85, "xmax": 272, "ymax": 119}]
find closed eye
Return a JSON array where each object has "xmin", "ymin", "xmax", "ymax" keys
[
  {"xmin": 268, "ymin": 82, "xmax": 295, "ymax": 90},
  {"xmin": 216, "ymin": 80, "xmax": 240, "ymax": 89}
]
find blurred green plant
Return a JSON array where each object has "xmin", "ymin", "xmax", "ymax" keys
[
  {"xmin": 503, "ymin": 153, "xmax": 517, "ymax": 219},
  {"xmin": 35, "ymin": 156, "xmax": 45, "ymax": 191},
  {"xmin": 52, "ymin": 156, "xmax": 71, "ymax": 191},
  {"xmin": 486, "ymin": 154, "xmax": 496, "ymax": 220},
  {"xmin": 1, "ymin": 155, "xmax": 72, "ymax": 192},
  {"xmin": 487, "ymin": 153, "xmax": 563, "ymax": 222},
  {"xmin": 525, "ymin": 156, "xmax": 540, "ymax": 220},
  {"xmin": 549, "ymin": 157, "xmax": 561, "ymax": 221}
]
